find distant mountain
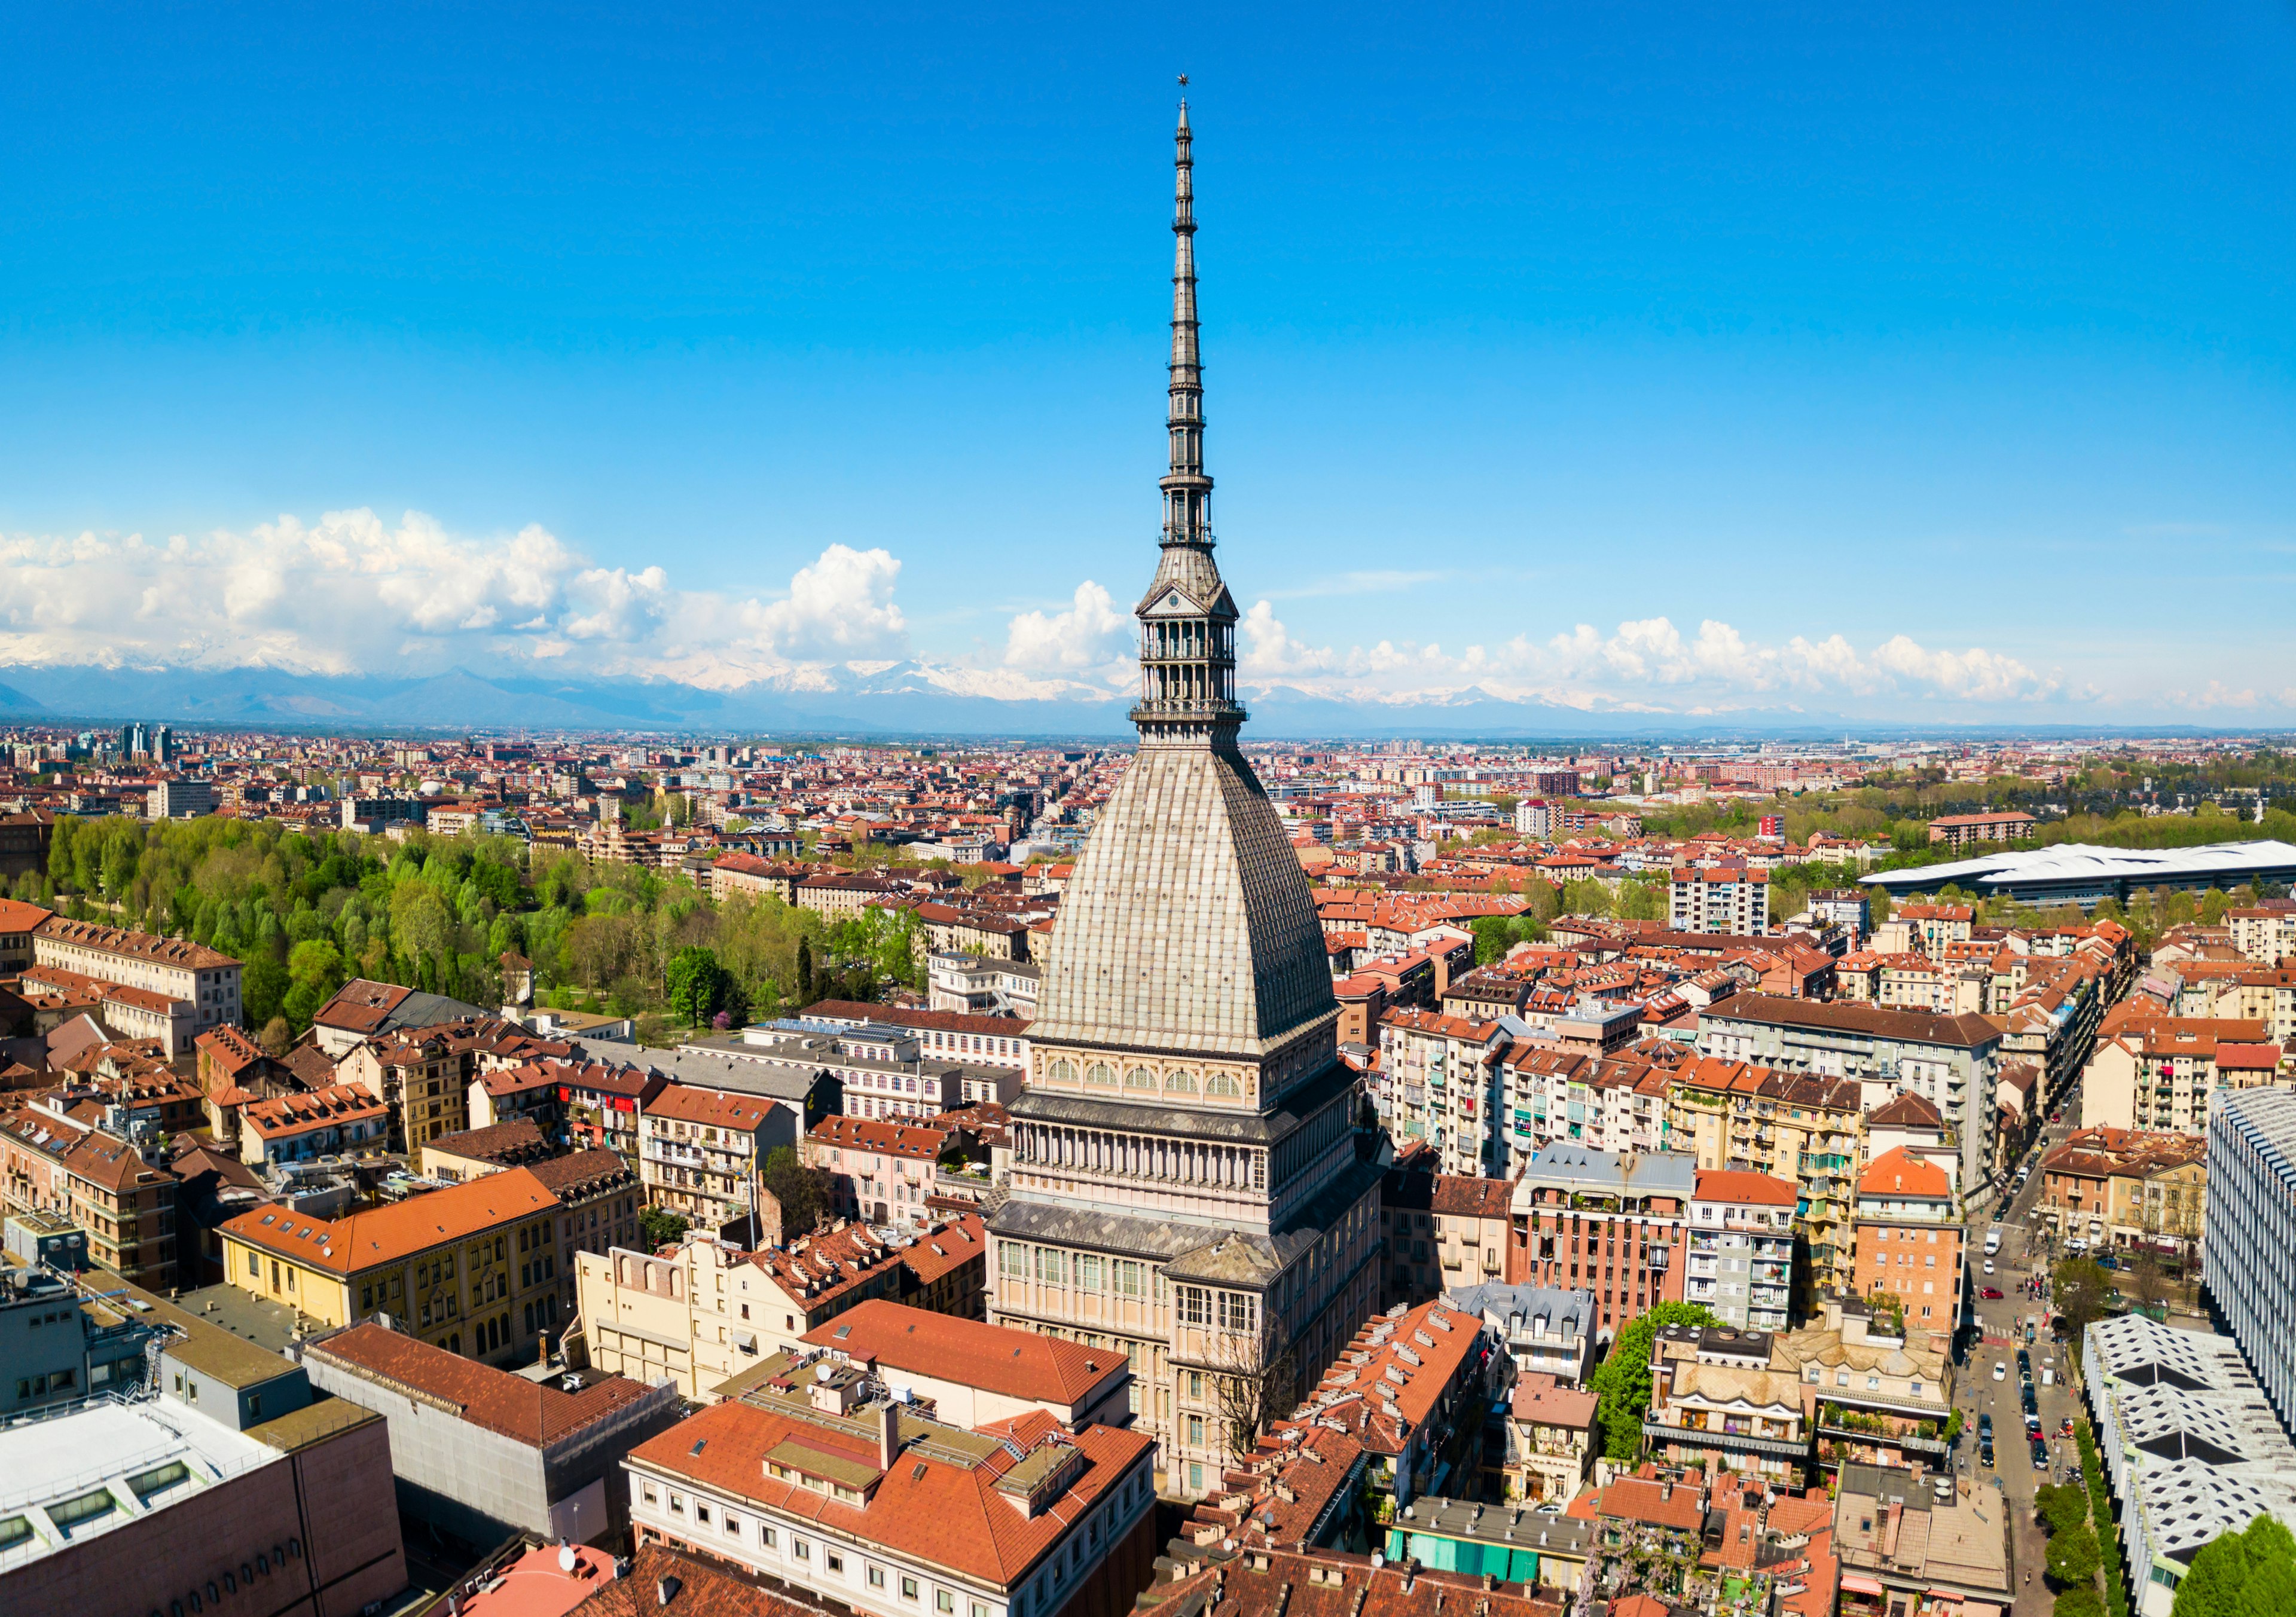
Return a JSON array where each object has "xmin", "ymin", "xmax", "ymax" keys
[{"xmin": 0, "ymin": 661, "xmax": 2252, "ymax": 742}]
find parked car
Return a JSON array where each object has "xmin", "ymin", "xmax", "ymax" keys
[
  {"xmin": 1981, "ymin": 1443, "xmax": 1996, "ymax": 1469},
  {"xmin": 1981, "ymin": 1286, "xmax": 2004, "ymax": 1300},
  {"xmin": 1979, "ymin": 1413, "xmax": 1995, "ymax": 1438},
  {"xmin": 2031, "ymin": 1439, "xmax": 2049, "ymax": 1470}
]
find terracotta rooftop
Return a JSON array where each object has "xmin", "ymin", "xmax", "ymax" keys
[
  {"xmin": 222, "ymin": 1166, "xmax": 558, "ymax": 1273},
  {"xmin": 804, "ymin": 1298, "xmax": 1121, "ymax": 1406},
  {"xmin": 310, "ymin": 1322, "xmax": 660, "ymax": 1446}
]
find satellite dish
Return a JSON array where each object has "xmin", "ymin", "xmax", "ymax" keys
[{"xmin": 558, "ymin": 1545, "xmax": 578, "ymax": 1573}]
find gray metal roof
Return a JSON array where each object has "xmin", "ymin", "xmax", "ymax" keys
[{"xmin": 1518, "ymin": 1144, "xmax": 1696, "ymax": 1196}]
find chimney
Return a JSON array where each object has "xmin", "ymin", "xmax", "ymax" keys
[{"xmin": 878, "ymin": 1401, "xmax": 902, "ymax": 1471}]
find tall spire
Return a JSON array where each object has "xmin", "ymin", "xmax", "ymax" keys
[
  {"xmin": 1161, "ymin": 83, "xmax": 1209, "ymax": 550},
  {"xmin": 1134, "ymin": 82, "xmax": 1244, "ymax": 750}
]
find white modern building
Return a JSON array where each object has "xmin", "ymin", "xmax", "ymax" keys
[
  {"xmin": 2203, "ymin": 1085, "xmax": 2296, "ymax": 1433},
  {"xmin": 2083, "ymin": 1313, "xmax": 2296, "ymax": 1617}
]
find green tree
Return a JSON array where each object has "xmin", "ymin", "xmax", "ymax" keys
[
  {"xmin": 2056, "ymin": 1256, "xmax": 2114, "ymax": 1350},
  {"xmin": 638, "ymin": 1207, "xmax": 690, "ymax": 1248},
  {"xmin": 795, "ymin": 936, "xmax": 815, "ymax": 1005},
  {"xmin": 2047, "ymin": 1524, "xmax": 2102, "ymax": 1588},
  {"xmin": 1589, "ymin": 1301, "xmax": 1718, "ymax": 1461},
  {"xmin": 2173, "ymin": 1514, "xmax": 2296, "ymax": 1617},
  {"xmin": 762, "ymin": 1145, "xmax": 829, "ymax": 1235},
  {"xmin": 665, "ymin": 944, "xmax": 732, "ymax": 1026}
]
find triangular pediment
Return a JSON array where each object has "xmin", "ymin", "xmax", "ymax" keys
[{"xmin": 1144, "ymin": 586, "xmax": 1204, "ymax": 617}]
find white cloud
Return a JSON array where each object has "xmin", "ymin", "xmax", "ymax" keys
[
  {"xmin": 1222, "ymin": 603, "xmax": 2062, "ymax": 711},
  {"xmin": 0, "ymin": 512, "xmax": 912, "ymax": 689},
  {"xmin": 741, "ymin": 543, "xmax": 907, "ymax": 661},
  {"xmin": 1002, "ymin": 580, "xmax": 1129, "ymax": 679},
  {"xmin": 1239, "ymin": 600, "xmax": 1336, "ymax": 677}
]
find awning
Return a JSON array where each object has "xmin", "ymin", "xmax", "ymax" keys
[
  {"xmin": 732, "ymin": 1330, "xmax": 759, "ymax": 1353},
  {"xmin": 1841, "ymin": 1576, "xmax": 1887, "ymax": 1597}
]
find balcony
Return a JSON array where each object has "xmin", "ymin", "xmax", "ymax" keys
[{"xmin": 1642, "ymin": 1419, "xmax": 1810, "ymax": 1461}]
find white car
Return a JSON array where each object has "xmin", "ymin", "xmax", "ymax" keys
[
  {"xmin": 1993, "ymin": 1362, "xmax": 2008, "ymax": 1381},
  {"xmin": 1983, "ymin": 1259, "xmax": 1995, "ymax": 1274}
]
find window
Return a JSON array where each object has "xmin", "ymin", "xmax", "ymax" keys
[
  {"xmin": 937, "ymin": 1594, "xmax": 955, "ymax": 1613},
  {"xmin": 826, "ymin": 1551, "xmax": 843, "ymax": 1573},
  {"xmin": 793, "ymin": 1538, "xmax": 810, "ymax": 1560},
  {"xmin": 762, "ymin": 1527, "xmax": 777, "ymax": 1549},
  {"xmin": 902, "ymin": 1576, "xmax": 921, "ymax": 1600},
  {"xmin": 725, "ymin": 1515, "xmax": 741, "ymax": 1536},
  {"xmin": 868, "ymin": 1566, "xmax": 887, "ymax": 1589},
  {"xmin": 669, "ymin": 1493, "xmax": 685, "ymax": 1515},
  {"xmin": 1177, "ymin": 1286, "xmax": 1208, "ymax": 1325},
  {"xmin": 1186, "ymin": 1414, "xmax": 1205, "ymax": 1445}
]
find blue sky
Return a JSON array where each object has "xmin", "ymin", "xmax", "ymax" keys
[{"xmin": 0, "ymin": 3, "xmax": 2291, "ymax": 722}]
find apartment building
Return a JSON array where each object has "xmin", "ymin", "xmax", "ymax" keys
[
  {"xmin": 1686, "ymin": 1169, "xmax": 1797, "ymax": 1331},
  {"xmin": 1670, "ymin": 866, "xmax": 1770, "ymax": 936},
  {"xmin": 1876, "ymin": 904, "xmax": 1978, "ymax": 958},
  {"xmin": 637, "ymin": 1084, "xmax": 792, "ymax": 1232},
  {"xmin": 0, "ymin": 1109, "xmax": 179, "ymax": 1288},
  {"xmin": 1274, "ymin": 1298, "xmax": 1494, "ymax": 1512},
  {"xmin": 236, "ymin": 1083, "xmax": 389, "ymax": 1169},
  {"xmin": 1375, "ymin": 1008, "xmax": 1510, "ymax": 1177},
  {"xmin": 1644, "ymin": 1322, "xmax": 1809, "ymax": 1482},
  {"xmin": 795, "ymin": 1299, "xmax": 1133, "ymax": 1431},
  {"xmin": 1925, "ymin": 812, "xmax": 2035, "ymax": 850},
  {"xmin": 1665, "ymin": 1056, "xmax": 1864, "ymax": 1298},
  {"xmin": 1697, "ymin": 996, "xmax": 2000, "ymax": 1202},
  {"xmin": 2037, "ymin": 1127, "xmax": 2206, "ymax": 1254},
  {"xmin": 1507, "ymin": 1145, "xmax": 1692, "ymax": 1334},
  {"xmin": 1851, "ymin": 1147, "xmax": 1962, "ymax": 1326},
  {"xmin": 31, "ymin": 915, "xmax": 242, "ymax": 1035},
  {"xmin": 623, "ymin": 1353, "xmax": 1158, "ymax": 1617},
  {"xmin": 2082, "ymin": 1013, "xmax": 2282, "ymax": 1134},
  {"xmin": 577, "ymin": 1216, "xmax": 990, "ymax": 1402},
  {"xmin": 219, "ymin": 1167, "xmax": 567, "ymax": 1365},
  {"xmin": 805, "ymin": 1114, "xmax": 952, "ymax": 1229},
  {"xmin": 2227, "ymin": 906, "xmax": 2296, "ymax": 967},
  {"xmin": 1442, "ymin": 1280, "xmax": 1597, "ymax": 1386}
]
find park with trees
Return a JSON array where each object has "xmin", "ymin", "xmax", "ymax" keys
[{"xmin": 33, "ymin": 814, "xmax": 921, "ymax": 1049}]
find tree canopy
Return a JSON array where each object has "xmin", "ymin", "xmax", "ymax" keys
[
  {"xmin": 1590, "ymin": 1301, "xmax": 1717, "ymax": 1461},
  {"xmin": 2172, "ymin": 1513, "xmax": 2296, "ymax": 1617},
  {"xmin": 37, "ymin": 814, "xmax": 921, "ymax": 1042}
]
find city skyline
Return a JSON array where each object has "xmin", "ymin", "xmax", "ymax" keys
[{"xmin": 1, "ymin": 6, "xmax": 2291, "ymax": 729}]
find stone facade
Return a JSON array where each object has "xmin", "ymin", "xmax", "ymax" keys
[{"xmin": 988, "ymin": 99, "xmax": 1382, "ymax": 1502}]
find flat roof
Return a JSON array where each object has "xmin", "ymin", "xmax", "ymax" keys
[
  {"xmin": 0, "ymin": 1398, "xmax": 276, "ymax": 1570},
  {"xmin": 1864, "ymin": 840, "xmax": 2296, "ymax": 899}
]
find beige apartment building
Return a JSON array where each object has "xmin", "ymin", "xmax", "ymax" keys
[
  {"xmin": 32, "ymin": 916, "xmax": 242, "ymax": 1035},
  {"xmin": 575, "ymin": 1215, "xmax": 988, "ymax": 1401}
]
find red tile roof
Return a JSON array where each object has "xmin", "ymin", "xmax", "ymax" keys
[
  {"xmin": 803, "ymin": 1298, "xmax": 1120, "ymax": 1407},
  {"xmin": 222, "ymin": 1166, "xmax": 558, "ymax": 1273},
  {"xmin": 625, "ymin": 1398, "xmax": 1152, "ymax": 1588},
  {"xmin": 310, "ymin": 1323, "xmax": 661, "ymax": 1446},
  {"xmin": 1857, "ymin": 1145, "xmax": 1952, "ymax": 1199},
  {"xmin": 1693, "ymin": 1169, "xmax": 1798, "ymax": 1206}
]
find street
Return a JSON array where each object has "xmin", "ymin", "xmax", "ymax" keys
[{"xmin": 1956, "ymin": 1089, "xmax": 2090, "ymax": 1617}]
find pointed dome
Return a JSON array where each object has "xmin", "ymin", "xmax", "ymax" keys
[{"xmin": 1029, "ymin": 747, "xmax": 1333, "ymax": 1059}]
